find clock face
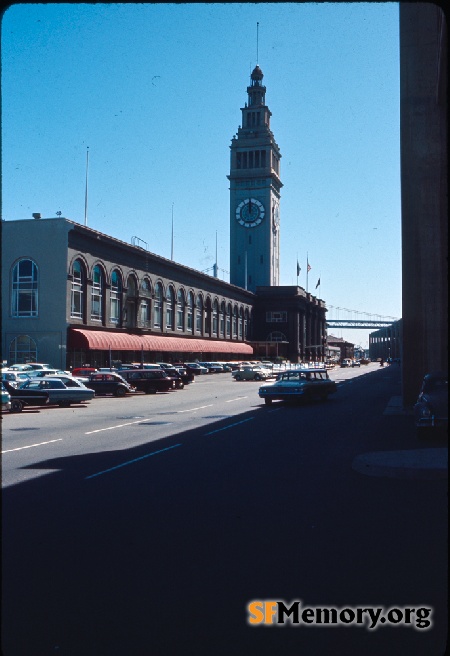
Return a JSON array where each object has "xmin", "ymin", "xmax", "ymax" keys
[
  {"xmin": 273, "ymin": 201, "xmax": 280, "ymax": 229},
  {"xmin": 236, "ymin": 198, "xmax": 265, "ymax": 228}
]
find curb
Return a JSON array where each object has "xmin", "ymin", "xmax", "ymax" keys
[{"xmin": 352, "ymin": 448, "xmax": 448, "ymax": 480}]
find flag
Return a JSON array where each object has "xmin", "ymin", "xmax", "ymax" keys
[
  {"xmin": 315, "ymin": 278, "xmax": 320, "ymax": 289},
  {"xmin": 307, "ymin": 262, "xmax": 311, "ymax": 273},
  {"xmin": 296, "ymin": 261, "xmax": 301, "ymax": 276}
]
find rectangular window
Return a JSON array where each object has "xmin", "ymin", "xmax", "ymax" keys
[
  {"xmin": 140, "ymin": 301, "xmax": 150, "ymax": 325},
  {"xmin": 266, "ymin": 311, "xmax": 287, "ymax": 323},
  {"xmin": 261, "ymin": 151, "xmax": 266, "ymax": 167},
  {"xmin": 91, "ymin": 288, "xmax": 102, "ymax": 321},
  {"xmin": 177, "ymin": 307, "xmax": 183, "ymax": 330},
  {"xmin": 249, "ymin": 151, "xmax": 254, "ymax": 168},
  {"xmin": 110, "ymin": 294, "xmax": 120, "ymax": 324},
  {"xmin": 255, "ymin": 151, "xmax": 260, "ymax": 167},
  {"xmin": 243, "ymin": 152, "xmax": 248, "ymax": 169},
  {"xmin": 236, "ymin": 152, "xmax": 242, "ymax": 169}
]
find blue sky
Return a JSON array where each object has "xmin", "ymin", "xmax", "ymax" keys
[{"xmin": 1, "ymin": 3, "xmax": 401, "ymax": 349}]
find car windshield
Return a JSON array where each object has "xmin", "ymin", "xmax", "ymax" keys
[{"xmin": 423, "ymin": 376, "xmax": 448, "ymax": 393}]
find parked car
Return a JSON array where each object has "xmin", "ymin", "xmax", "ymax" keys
[
  {"xmin": 81, "ymin": 372, "xmax": 135, "ymax": 397},
  {"xmin": 155, "ymin": 364, "xmax": 185, "ymax": 389},
  {"xmin": 2, "ymin": 382, "xmax": 12, "ymax": 411},
  {"xmin": 71, "ymin": 367, "xmax": 98, "ymax": 377},
  {"xmin": 341, "ymin": 359, "xmax": 353, "ymax": 368},
  {"xmin": 18, "ymin": 377, "xmax": 94, "ymax": 407},
  {"xmin": 28, "ymin": 369, "xmax": 70, "ymax": 378},
  {"xmin": 3, "ymin": 379, "xmax": 49, "ymax": 412},
  {"xmin": 2, "ymin": 371, "xmax": 32, "ymax": 388},
  {"xmin": 258, "ymin": 367, "xmax": 337, "ymax": 405},
  {"xmin": 158, "ymin": 363, "xmax": 194, "ymax": 385},
  {"xmin": 413, "ymin": 371, "xmax": 448, "ymax": 437},
  {"xmin": 184, "ymin": 362, "xmax": 208, "ymax": 375},
  {"xmin": 352, "ymin": 360, "xmax": 361, "ymax": 367},
  {"xmin": 198, "ymin": 362, "xmax": 224, "ymax": 373},
  {"xmin": 119, "ymin": 368, "xmax": 176, "ymax": 394},
  {"xmin": 232, "ymin": 366, "xmax": 271, "ymax": 381}
]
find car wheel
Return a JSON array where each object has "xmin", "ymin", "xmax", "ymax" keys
[
  {"xmin": 264, "ymin": 398, "xmax": 272, "ymax": 405},
  {"xmin": 10, "ymin": 399, "xmax": 23, "ymax": 413},
  {"xmin": 115, "ymin": 387, "xmax": 127, "ymax": 397},
  {"xmin": 58, "ymin": 401, "xmax": 71, "ymax": 407},
  {"xmin": 177, "ymin": 381, "xmax": 184, "ymax": 389},
  {"xmin": 145, "ymin": 388, "xmax": 157, "ymax": 394},
  {"xmin": 254, "ymin": 374, "xmax": 261, "ymax": 381},
  {"xmin": 235, "ymin": 374, "xmax": 241, "ymax": 381}
]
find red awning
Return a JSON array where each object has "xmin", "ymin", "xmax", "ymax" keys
[{"xmin": 68, "ymin": 329, "xmax": 254, "ymax": 355}]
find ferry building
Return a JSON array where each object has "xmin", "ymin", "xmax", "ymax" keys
[{"xmin": 1, "ymin": 66, "xmax": 327, "ymax": 369}]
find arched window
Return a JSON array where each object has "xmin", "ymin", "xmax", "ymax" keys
[
  {"xmin": 139, "ymin": 278, "xmax": 151, "ymax": 327},
  {"xmin": 238, "ymin": 307, "xmax": 244, "ymax": 339},
  {"xmin": 11, "ymin": 259, "xmax": 38, "ymax": 317},
  {"xmin": 212, "ymin": 300, "xmax": 219, "ymax": 335},
  {"xmin": 9, "ymin": 335, "xmax": 37, "ymax": 365},
  {"xmin": 166, "ymin": 286, "xmax": 175, "ymax": 329},
  {"xmin": 71, "ymin": 260, "xmax": 85, "ymax": 319},
  {"xmin": 195, "ymin": 295, "xmax": 203, "ymax": 334},
  {"xmin": 154, "ymin": 282, "xmax": 163, "ymax": 328},
  {"xmin": 226, "ymin": 303, "xmax": 232, "ymax": 337},
  {"xmin": 110, "ymin": 270, "xmax": 122, "ymax": 324},
  {"xmin": 220, "ymin": 301, "xmax": 226, "ymax": 337},
  {"xmin": 267, "ymin": 331, "xmax": 287, "ymax": 342},
  {"xmin": 91, "ymin": 265, "xmax": 104, "ymax": 321},
  {"xmin": 244, "ymin": 308, "xmax": 250, "ymax": 339},
  {"xmin": 187, "ymin": 291, "xmax": 194, "ymax": 332},
  {"xmin": 141, "ymin": 278, "xmax": 152, "ymax": 296},
  {"xmin": 232, "ymin": 306, "xmax": 238, "ymax": 338},
  {"xmin": 176, "ymin": 289, "xmax": 184, "ymax": 330}
]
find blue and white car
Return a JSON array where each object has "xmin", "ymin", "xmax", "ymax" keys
[{"xmin": 258, "ymin": 367, "xmax": 337, "ymax": 405}]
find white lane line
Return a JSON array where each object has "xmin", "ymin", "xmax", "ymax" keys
[
  {"xmin": 2, "ymin": 438, "xmax": 63, "ymax": 454},
  {"xmin": 226, "ymin": 396, "xmax": 248, "ymax": 403},
  {"xmin": 205, "ymin": 417, "xmax": 254, "ymax": 436},
  {"xmin": 86, "ymin": 418, "xmax": 153, "ymax": 434},
  {"xmin": 177, "ymin": 404, "xmax": 214, "ymax": 414},
  {"xmin": 85, "ymin": 443, "xmax": 182, "ymax": 480}
]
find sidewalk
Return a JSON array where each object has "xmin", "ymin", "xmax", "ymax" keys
[{"xmin": 352, "ymin": 386, "xmax": 447, "ymax": 480}]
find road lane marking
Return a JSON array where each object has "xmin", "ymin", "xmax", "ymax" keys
[
  {"xmin": 226, "ymin": 396, "xmax": 248, "ymax": 402},
  {"xmin": 85, "ymin": 443, "xmax": 182, "ymax": 480},
  {"xmin": 177, "ymin": 404, "xmax": 214, "ymax": 413},
  {"xmin": 85, "ymin": 418, "xmax": 154, "ymax": 434},
  {"xmin": 2, "ymin": 438, "xmax": 63, "ymax": 454},
  {"xmin": 205, "ymin": 417, "xmax": 254, "ymax": 435}
]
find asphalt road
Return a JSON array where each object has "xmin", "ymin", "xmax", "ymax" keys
[{"xmin": 2, "ymin": 364, "xmax": 447, "ymax": 655}]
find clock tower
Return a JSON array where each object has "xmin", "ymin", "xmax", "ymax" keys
[{"xmin": 228, "ymin": 65, "xmax": 282, "ymax": 292}]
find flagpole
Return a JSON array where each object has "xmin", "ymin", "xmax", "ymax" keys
[
  {"xmin": 84, "ymin": 146, "xmax": 89, "ymax": 226},
  {"xmin": 296, "ymin": 252, "xmax": 299, "ymax": 286},
  {"xmin": 306, "ymin": 253, "xmax": 309, "ymax": 293},
  {"xmin": 171, "ymin": 203, "xmax": 174, "ymax": 260}
]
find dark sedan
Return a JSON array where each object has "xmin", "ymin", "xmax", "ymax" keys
[
  {"xmin": 3, "ymin": 379, "xmax": 49, "ymax": 413},
  {"xmin": 119, "ymin": 369, "xmax": 176, "ymax": 394},
  {"xmin": 84, "ymin": 372, "xmax": 135, "ymax": 397}
]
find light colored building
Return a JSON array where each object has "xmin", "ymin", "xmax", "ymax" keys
[{"xmin": 228, "ymin": 65, "xmax": 282, "ymax": 292}]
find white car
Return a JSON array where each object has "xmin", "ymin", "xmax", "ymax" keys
[
  {"xmin": 19, "ymin": 377, "xmax": 95, "ymax": 407},
  {"xmin": 232, "ymin": 366, "xmax": 271, "ymax": 381},
  {"xmin": 2, "ymin": 371, "xmax": 32, "ymax": 388}
]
